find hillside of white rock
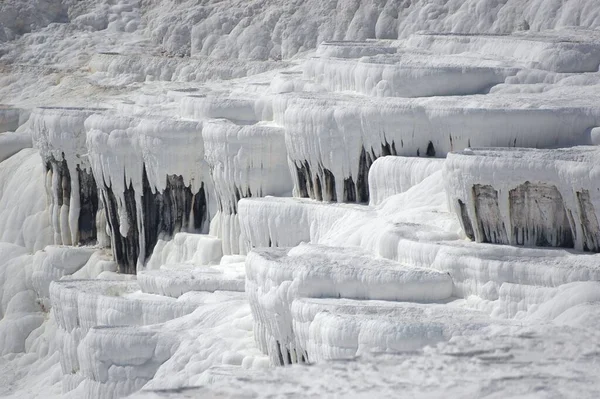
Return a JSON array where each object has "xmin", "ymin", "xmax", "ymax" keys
[{"xmin": 1, "ymin": 1, "xmax": 600, "ymax": 398}]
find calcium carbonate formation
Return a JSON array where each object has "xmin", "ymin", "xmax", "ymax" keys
[{"xmin": 2, "ymin": 1, "xmax": 600, "ymax": 398}]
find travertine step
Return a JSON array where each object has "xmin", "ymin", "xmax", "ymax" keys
[
  {"xmin": 445, "ymin": 146, "xmax": 600, "ymax": 251},
  {"xmin": 406, "ymin": 30, "xmax": 600, "ymax": 73},
  {"xmin": 138, "ymin": 265, "xmax": 246, "ymax": 298},
  {"xmin": 305, "ymin": 46, "xmax": 520, "ymax": 97},
  {"xmin": 246, "ymin": 243, "xmax": 453, "ymax": 364}
]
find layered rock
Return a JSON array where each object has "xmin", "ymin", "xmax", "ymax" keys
[
  {"xmin": 30, "ymin": 107, "xmax": 106, "ymax": 247},
  {"xmin": 85, "ymin": 114, "xmax": 210, "ymax": 274},
  {"xmin": 203, "ymin": 119, "xmax": 291, "ymax": 254},
  {"xmin": 407, "ymin": 30, "xmax": 600, "ymax": 73},
  {"xmin": 305, "ymin": 45, "xmax": 520, "ymax": 97},
  {"xmin": 368, "ymin": 156, "xmax": 444, "ymax": 205},
  {"xmin": 445, "ymin": 147, "xmax": 600, "ymax": 251},
  {"xmin": 246, "ymin": 244, "xmax": 453, "ymax": 364},
  {"xmin": 50, "ymin": 279, "xmax": 197, "ymax": 395},
  {"xmin": 0, "ymin": 105, "xmax": 22, "ymax": 133},
  {"xmin": 274, "ymin": 91, "xmax": 600, "ymax": 203}
]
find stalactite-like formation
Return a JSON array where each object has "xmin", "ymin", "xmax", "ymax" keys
[
  {"xmin": 141, "ymin": 167, "xmax": 208, "ymax": 262},
  {"xmin": 76, "ymin": 165, "xmax": 99, "ymax": 245},
  {"xmin": 102, "ymin": 181, "xmax": 140, "ymax": 275},
  {"xmin": 43, "ymin": 155, "xmax": 99, "ymax": 246}
]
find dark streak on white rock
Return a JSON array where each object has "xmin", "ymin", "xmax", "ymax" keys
[{"xmin": 100, "ymin": 168, "xmax": 209, "ymax": 274}]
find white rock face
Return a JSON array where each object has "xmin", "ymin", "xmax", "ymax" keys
[
  {"xmin": 0, "ymin": 131, "xmax": 32, "ymax": 163},
  {"xmin": 407, "ymin": 30, "xmax": 600, "ymax": 73},
  {"xmin": 0, "ymin": 0, "xmax": 68, "ymax": 42},
  {"xmin": 238, "ymin": 197, "xmax": 367, "ymax": 250},
  {"xmin": 292, "ymin": 298, "xmax": 495, "ymax": 362},
  {"xmin": 0, "ymin": 106, "xmax": 30, "ymax": 162},
  {"xmin": 141, "ymin": 233, "xmax": 245, "ymax": 297},
  {"xmin": 31, "ymin": 245, "xmax": 97, "ymax": 308},
  {"xmin": 142, "ymin": 0, "xmax": 600, "ymax": 58},
  {"xmin": 89, "ymin": 53, "xmax": 286, "ymax": 83},
  {"xmin": 305, "ymin": 45, "xmax": 520, "ymax": 97},
  {"xmin": 85, "ymin": 114, "xmax": 207, "ymax": 202},
  {"xmin": 368, "ymin": 156, "xmax": 444, "ymax": 205},
  {"xmin": 50, "ymin": 279, "xmax": 198, "ymax": 396},
  {"xmin": 146, "ymin": 233, "xmax": 223, "ymax": 271},
  {"xmin": 0, "ymin": 149, "xmax": 52, "ymax": 252},
  {"xmin": 277, "ymin": 91, "xmax": 600, "ymax": 203},
  {"xmin": 246, "ymin": 244, "xmax": 453, "ymax": 364},
  {"xmin": 0, "ymin": 106, "xmax": 21, "ymax": 132},
  {"xmin": 203, "ymin": 119, "xmax": 292, "ymax": 254},
  {"xmin": 0, "ymin": 243, "xmax": 45, "ymax": 356},
  {"xmin": 130, "ymin": 319, "xmax": 600, "ymax": 399},
  {"xmin": 86, "ymin": 114, "xmax": 210, "ymax": 273},
  {"xmin": 2, "ymin": 1, "xmax": 600, "ymax": 398},
  {"xmin": 445, "ymin": 147, "xmax": 600, "ymax": 251},
  {"xmin": 31, "ymin": 107, "xmax": 105, "ymax": 247},
  {"xmin": 138, "ymin": 266, "xmax": 245, "ymax": 298}
]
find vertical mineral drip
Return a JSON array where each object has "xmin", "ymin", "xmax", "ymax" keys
[
  {"xmin": 323, "ymin": 168, "xmax": 336, "ymax": 202},
  {"xmin": 355, "ymin": 146, "xmax": 373, "ymax": 203},
  {"xmin": 60, "ymin": 167, "xmax": 72, "ymax": 246},
  {"xmin": 123, "ymin": 182, "xmax": 140, "ymax": 274},
  {"xmin": 141, "ymin": 168, "xmax": 202, "ymax": 262},
  {"xmin": 50, "ymin": 162, "xmax": 62, "ymax": 244},
  {"xmin": 141, "ymin": 166, "xmax": 163, "ymax": 262},
  {"xmin": 193, "ymin": 183, "xmax": 207, "ymax": 233},
  {"xmin": 68, "ymin": 164, "xmax": 81, "ymax": 245},
  {"xmin": 137, "ymin": 189, "xmax": 145, "ymax": 272},
  {"xmin": 577, "ymin": 190, "xmax": 600, "ymax": 252},
  {"xmin": 102, "ymin": 183, "xmax": 139, "ymax": 274},
  {"xmin": 77, "ymin": 166, "xmax": 99, "ymax": 245},
  {"xmin": 458, "ymin": 199, "xmax": 475, "ymax": 240},
  {"xmin": 509, "ymin": 182, "xmax": 574, "ymax": 248},
  {"xmin": 95, "ymin": 202, "xmax": 110, "ymax": 248},
  {"xmin": 295, "ymin": 162, "xmax": 309, "ymax": 198},
  {"xmin": 472, "ymin": 184, "xmax": 508, "ymax": 244}
]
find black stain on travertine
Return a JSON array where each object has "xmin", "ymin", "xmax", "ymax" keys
[
  {"xmin": 426, "ymin": 141, "xmax": 436, "ymax": 157},
  {"xmin": 472, "ymin": 184, "xmax": 508, "ymax": 244},
  {"xmin": 294, "ymin": 161, "xmax": 337, "ymax": 202},
  {"xmin": 509, "ymin": 182, "xmax": 573, "ymax": 248},
  {"xmin": 458, "ymin": 199, "xmax": 475, "ymax": 241},
  {"xmin": 355, "ymin": 146, "xmax": 373, "ymax": 203},
  {"xmin": 577, "ymin": 190, "xmax": 600, "ymax": 252},
  {"xmin": 294, "ymin": 161, "xmax": 312, "ymax": 198},
  {"xmin": 103, "ymin": 180, "xmax": 139, "ymax": 275},
  {"xmin": 141, "ymin": 167, "xmax": 208, "ymax": 267},
  {"xmin": 45, "ymin": 155, "xmax": 98, "ymax": 245},
  {"xmin": 274, "ymin": 341, "xmax": 308, "ymax": 366},
  {"xmin": 101, "ymin": 165, "xmax": 208, "ymax": 274},
  {"xmin": 323, "ymin": 168, "xmax": 336, "ymax": 202},
  {"xmin": 291, "ymin": 139, "xmax": 414, "ymax": 205},
  {"xmin": 77, "ymin": 165, "xmax": 98, "ymax": 245}
]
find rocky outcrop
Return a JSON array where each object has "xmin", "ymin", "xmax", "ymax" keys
[{"xmin": 445, "ymin": 147, "xmax": 600, "ymax": 251}]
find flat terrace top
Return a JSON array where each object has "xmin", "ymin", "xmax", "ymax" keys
[
  {"xmin": 275, "ymin": 83, "xmax": 600, "ymax": 111},
  {"xmin": 312, "ymin": 48, "xmax": 519, "ymax": 70},
  {"xmin": 453, "ymin": 146, "xmax": 600, "ymax": 163},
  {"xmin": 414, "ymin": 28, "xmax": 600, "ymax": 45},
  {"xmin": 249, "ymin": 244, "xmax": 452, "ymax": 286}
]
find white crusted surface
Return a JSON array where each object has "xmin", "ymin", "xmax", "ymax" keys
[
  {"xmin": 203, "ymin": 119, "xmax": 292, "ymax": 254},
  {"xmin": 146, "ymin": 233, "xmax": 223, "ymax": 271},
  {"xmin": 304, "ymin": 48, "xmax": 520, "ymax": 97},
  {"xmin": 138, "ymin": 265, "xmax": 245, "ymax": 298},
  {"xmin": 0, "ymin": 149, "xmax": 52, "ymax": 252},
  {"xmin": 0, "ymin": 131, "xmax": 31, "ymax": 163},
  {"xmin": 444, "ymin": 146, "xmax": 600, "ymax": 250},
  {"xmin": 2, "ymin": 1, "xmax": 600, "ymax": 398},
  {"xmin": 368, "ymin": 156, "xmax": 444, "ymax": 205},
  {"xmin": 246, "ymin": 243, "xmax": 453, "ymax": 364}
]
